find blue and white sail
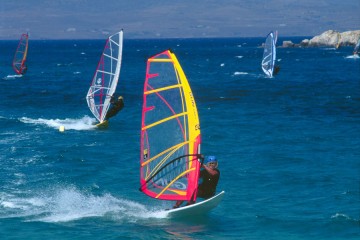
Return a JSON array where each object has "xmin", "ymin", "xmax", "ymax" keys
[
  {"xmin": 86, "ymin": 30, "xmax": 123, "ymax": 124},
  {"xmin": 261, "ymin": 31, "xmax": 277, "ymax": 77}
]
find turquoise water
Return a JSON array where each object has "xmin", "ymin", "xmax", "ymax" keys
[{"xmin": 1, "ymin": 37, "xmax": 359, "ymax": 239}]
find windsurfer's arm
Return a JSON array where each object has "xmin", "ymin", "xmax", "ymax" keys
[{"xmin": 202, "ymin": 164, "xmax": 218, "ymax": 176}]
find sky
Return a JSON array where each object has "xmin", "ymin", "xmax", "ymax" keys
[{"xmin": 0, "ymin": 0, "xmax": 359, "ymax": 40}]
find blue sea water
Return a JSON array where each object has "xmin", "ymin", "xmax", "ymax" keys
[{"xmin": 0, "ymin": 37, "xmax": 359, "ymax": 239}]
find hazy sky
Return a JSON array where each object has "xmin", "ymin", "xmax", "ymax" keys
[{"xmin": 0, "ymin": 0, "xmax": 359, "ymax": 39}]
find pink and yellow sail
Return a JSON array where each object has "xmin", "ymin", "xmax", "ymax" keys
[
  {"xmin": 140, "ymin": 50, "xmax": 202, "ymax": 202},
  {"xmin": 12, "ymin": 33, "xmax": 29, "ymax": 75}
]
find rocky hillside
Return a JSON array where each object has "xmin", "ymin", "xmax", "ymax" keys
[{"xmin": 282, "ymin": 30, "xmax": 360, "ymax": 48}]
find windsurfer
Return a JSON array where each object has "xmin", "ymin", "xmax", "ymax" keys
[
  {"xmin": 104, "ymin": 95, "xmax": 124, "ymax": 120},
  {"xmin": 173, "ymin": 155, "xmax": 220, "ymax": 208},
  {"xmin": 22, "ymin": 65, "xmax": 28, "ymax": 74},
  {"xmin": 274, "ymin": 65, "xmax": 280, "ymax": 75}
]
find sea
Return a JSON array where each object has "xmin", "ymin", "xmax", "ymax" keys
[{"xmin": 0, "ymin": 37, "xmax": 359, "ymax": 239}]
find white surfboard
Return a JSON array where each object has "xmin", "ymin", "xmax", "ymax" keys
[{"xmin": 166, "ymin": 191, "xmax": 225, "ymax": 218}]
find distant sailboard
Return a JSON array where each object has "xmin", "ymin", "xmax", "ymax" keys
[
  {"xmin": 139, "ymin": 49, "xmax": 223, "ymax": 217},
  {"xmin": 4, "ymin": 33, "xmax": 29, "ymax": 79},
  {"xmin": 86, "ymin": 30, "xmax": 123, "ymax": 127},
  {"xmin": 346, "ymin": 38, "xmax": 360, "ymax": 59},
  {"xmin": 261, "ymin": 31, "xmax": 277, "ymax": 77},
  {"xmin": 12, "ymin": 33, "xmax": 29, "ymax": 76}
]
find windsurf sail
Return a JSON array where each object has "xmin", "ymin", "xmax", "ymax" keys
[
  {"xmin": 354, "ymin": 38, "xmax": 360, "ymax": 54},
  {"xmin": 139, "ymin": 50, "xmax": 202, "ymax": 202},
  {"xmin": 86, "ymin": 30, "xmax": 123, "ymax": 123},
  {"xmin": 261, "ymin": 31, "xmax": 277, "ymax": 77},
  {"xmin": 12, "ymin": 33, "xmax": 29, "ymax": 75}
]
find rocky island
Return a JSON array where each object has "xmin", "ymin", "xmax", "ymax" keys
[{"xmin": 282, "ymin": 30, "xmax": 360, "ymax": 48}]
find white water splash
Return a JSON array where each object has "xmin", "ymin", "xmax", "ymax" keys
[
  {"xmin": 0, "ymin": 186, "xmax": 168, "ymax": 223},
  {"xmin": 3, "ymin": 74, "xmax": 23, "ymax": 80},
  {"xmin": 19, "ymin": 116, "xmax": 97, "ymax": 130},
  {"xmin": 346, "ymin": 54, "xmax": 359, "ymax": 59}
]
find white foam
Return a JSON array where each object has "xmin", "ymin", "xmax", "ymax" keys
[
  {"xmin": 19, "ymin": 116, "xmax": 97, "ymax": 130},
  {"xmin": 346, "ymin": 54, "xmax": 359, "ymax": 59},
  {"xmin": 1, "ymin": 201, "xmax": 17, "ymax": 208},
  {"xmin": 331, "ymin": 213, "xmax": 351, "ymax": 220},
  {"xmin": 1, "ymin": 186, "xmax": 169, "ymax": 223},
  {"xmin": 234, "ymin": 72, "xmax": 248, "ymax": 75},
  {"xmin": 3, "ymin": 74, "xmax": 23, "ymax": 80}
]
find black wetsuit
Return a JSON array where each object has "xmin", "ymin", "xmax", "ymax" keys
[
  {"xmin": 105, "ymin": 98, "xmax": 124, "ymax": 120},
  {"xmin": 273, "ymin": 65, "xmax": 280, "ymax": 75},
  {"xmin": 197, "ymin": 168, "xmax": 220, "ymax": 199}
]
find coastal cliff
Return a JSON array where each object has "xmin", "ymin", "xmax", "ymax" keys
[{"xmin": 282, "ymin": 30, "xmax": 360, "ymax": 48}]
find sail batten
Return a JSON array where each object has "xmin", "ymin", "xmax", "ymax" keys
[
  {"xmin": 141, "ymin": 141, "xmax": 189, "ymax": 167},
  {"xmin": 143, "ymin": 112, "xmax": 188, "ymax": 130},
  {"xmin": 145, "ymin": 84, "xmax": 182, "ymax": 95},
  {"xmin": 96, "ymin": 69, "xmax": 116, "ymax": 75},
  {"xmin": 140, "ymin": 50, "xmax": 201, "ymax": 202},
  {"xmin": 86, "ymin": 30, "xmax": 123, "ymax": 123}
]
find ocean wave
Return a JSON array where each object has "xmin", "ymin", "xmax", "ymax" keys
[
  {"xmin": 331, "ymin": 213, "xmax": 359, "ymax": 223},
  {"xmin": 19, "ymin": 116, "xmax": 97, "ymax": 131}
]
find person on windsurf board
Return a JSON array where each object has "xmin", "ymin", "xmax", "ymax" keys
[
  {"xmin": 173, "ymin": 155, "xmax": 220, "ymax": 208},
  {"xmin": 105, "ymin": 95, "xmax": 124, "ymax": 121}
]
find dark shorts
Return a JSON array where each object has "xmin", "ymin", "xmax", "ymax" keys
[{"xmin": 197, "ymin": 186, "xmax": 215, "ymax": 199}]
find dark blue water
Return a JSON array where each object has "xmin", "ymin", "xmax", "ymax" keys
[{"xmin": 1, "ymin": 37, "xmax": 359, "ymax": 239}]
